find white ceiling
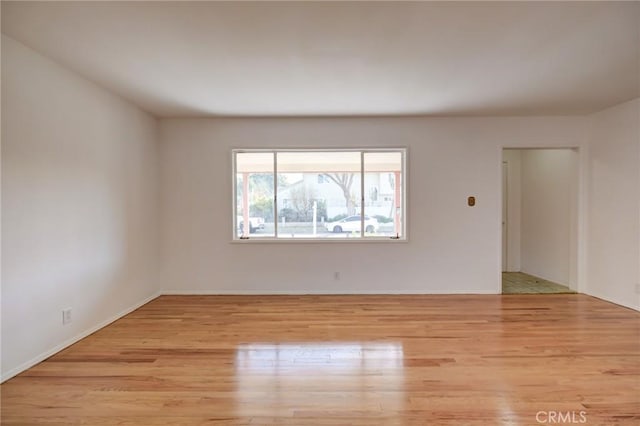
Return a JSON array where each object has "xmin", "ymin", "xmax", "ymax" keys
[{"xmin": 2, "ymin": 1, "xmax": 638, "ymax": 117}]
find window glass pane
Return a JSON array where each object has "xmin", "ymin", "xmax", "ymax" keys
[
  {"xmin": 236, "ymin": 152, "xmax": 275, "ymax": 238},
  {"xmin": 233, "ymin": 149, "xmax": 405, "ymax": 241},
  {"xmin": 363, "ymin": 152, "xmax": 403, "ymax": 238},
  {"xmin": 276, "ymin": 152, "xmax": 362, "ymax": 238}
]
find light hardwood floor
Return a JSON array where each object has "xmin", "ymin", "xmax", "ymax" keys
[{"xmin": 2, "ymin": 295, "xmax": 639, "ymax": 425}]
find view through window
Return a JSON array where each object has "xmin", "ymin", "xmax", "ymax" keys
[{"xmin": 234, "ymin": 149, "xmax": 405, "ymax": 240}]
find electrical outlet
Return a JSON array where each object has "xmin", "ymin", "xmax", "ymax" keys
[
  {"xmin": 62, "ymin": 308, "xmax": 72, "ymax": 325},
  {"xmin": 334, "ymin": 271, "xmax": 340, "ymax": 281},
  {"xmin": 635, "ymin": 283, "xmax": 640, "ymax": 294}
]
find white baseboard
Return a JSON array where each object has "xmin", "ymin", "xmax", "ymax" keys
[
  {"xmin": 161, "ymin": 289, "xmax": 498, "ymax": 295},
  {"xmin": 584, "ymin": 290, "xmax": 640, "ymax": 312},
  {"xmin": 1, "ymin": 291, "xmax": 161, "ymax": 383}
]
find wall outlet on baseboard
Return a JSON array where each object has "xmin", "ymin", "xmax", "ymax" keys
[
  {"xmin": 62, "ymin": 308, "xmax": 72, "ymax": 325},
  {"xmin": 334, "ymin": 271, "xmax": 340, "ymax": 281}
]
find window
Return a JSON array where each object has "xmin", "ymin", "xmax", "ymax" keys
[{"xmin": 233, "ymin": 149, "xmax": 406, "ymax": 240}]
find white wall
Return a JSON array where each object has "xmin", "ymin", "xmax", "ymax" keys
[
  {"xmin": 159, "ymin": 116, "xmax": 587, "ymax": 295},
  {"xmin": 1, "ymin": 36, "xmax": 160, "ymax": 381},
  {"xmin": 520, "ymin": 149, "xmax": 578, "ymax": 287},
  {"xmin": 502, "ymin": 149, "xmax": 522, "ymax": 272},
  {"xmin": 587, "ymin": 98, "xmax": 640, "ymax": 310}
]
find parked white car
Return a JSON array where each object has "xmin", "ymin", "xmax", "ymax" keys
[
  {"xmin": 237, "ymin": 216, "xmax": 265, "ymax": 233},
  {"xmin": 325, "ymin": 215, "xmax": 378, "ymax": 234}
]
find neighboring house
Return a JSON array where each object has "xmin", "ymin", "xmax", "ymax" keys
[{"xmin": 278, "ymin": 173, "xmax": 397, "ymax": 220}]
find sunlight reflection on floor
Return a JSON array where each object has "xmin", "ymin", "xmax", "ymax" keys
[{"xmin": 234, "ymin": 342, "xmax": 405, "ymax": 417}]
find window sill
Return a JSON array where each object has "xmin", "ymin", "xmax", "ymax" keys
[{"xmin": 230, "ymin": 237, "xmax": 408, "ymax": 244}]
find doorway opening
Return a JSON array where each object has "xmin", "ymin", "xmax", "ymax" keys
[{"xmin": 501, "ymin": 148, "xmax": 578, "ymax": 294}]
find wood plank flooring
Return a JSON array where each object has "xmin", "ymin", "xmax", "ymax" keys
[{"xmin": 2, "ymin": 294, "xmax": 639, "ymax": 425}]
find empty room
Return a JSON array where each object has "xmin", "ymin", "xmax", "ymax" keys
[{"xmin": 1, "ymin": 1, "xmax": 639, "ymax": 425}]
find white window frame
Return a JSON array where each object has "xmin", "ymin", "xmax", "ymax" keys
[{"xmin": 232, "ymin": 148, "xmax": 407, "ymax": 242}]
